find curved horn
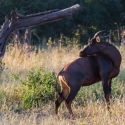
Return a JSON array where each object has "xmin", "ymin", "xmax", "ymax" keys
[{"xmin": 93, "ymin": 30, "xmax": 106, "ymax": 38}]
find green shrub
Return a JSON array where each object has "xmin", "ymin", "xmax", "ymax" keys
[
  {"xmin": 0, "ymin": 90, "xmax": 6, "ymax": 106},
  {"xmin": 12, "ymin": 67, "xmax": 56, "ymax": 109},
  {"xmin": 117, "ymin": 69, "xmax": 125, "ymax": 82},
  {"xmin": 12, "ymin": 68, "xmax": 125, "ymax": 109},
  {"xmin": 75, "ymin": 82, "xmax": 104, "ymax": 106},
  {"xmin": 75, "ymin": 76, "xmax": 125, "ymax": 106}
]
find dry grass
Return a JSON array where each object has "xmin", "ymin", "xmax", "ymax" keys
[
  {"xmin": 0, "ymin": 100, "xmax": 125, "ymax": 125},
  {"xmin": 0, "ymin": 45, "xmax": 125, "ymax": 125}
]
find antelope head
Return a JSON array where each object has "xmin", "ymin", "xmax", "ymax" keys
[{"xmin": 79, "ymin": 30, "xmax": 109, "ymax": 57}]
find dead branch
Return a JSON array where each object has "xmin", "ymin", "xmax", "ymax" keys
[{"xmin": 0, "ymin": 4, "xmax": 82, "ymax": 58}]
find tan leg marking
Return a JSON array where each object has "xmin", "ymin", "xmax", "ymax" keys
[{"xmin": 59, "ymin": 76, "xmax": 70, "ymax": 99}]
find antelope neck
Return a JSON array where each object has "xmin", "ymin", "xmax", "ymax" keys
[{"xmin": 103, "ymin": 45, "xmax": 121, "ymax": 70}]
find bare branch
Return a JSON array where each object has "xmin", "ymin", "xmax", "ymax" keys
[
  {"xmin": 0, "ymin": 17, "xmax": 10, "ymax": 38},
  {"xmin": 15, "ymin": 9, "xmax": 60, "ymax": 19},
  {"xmin": 99, "ymin": 30, "xmax": 112, "ymax": 43},
  {"xmin": 100, "ymin": 35, "xmax": 110, "ymax": 39},
  {"xmin": 0, "ymin": 4, "xmax": 82, "ymax": 58}
]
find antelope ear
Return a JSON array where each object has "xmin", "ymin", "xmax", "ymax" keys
[{"xmin": 96, "ymin": 36, "xmax": 100, "ymax": 42}]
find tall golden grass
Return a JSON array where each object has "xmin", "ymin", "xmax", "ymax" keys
[{"xmin": 0, "ymin": 45, "xmax": 125, "ymax": 125}]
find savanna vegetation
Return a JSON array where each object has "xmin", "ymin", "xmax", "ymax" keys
[
  {"xmin": 0, "ymin": 0, "xmax": 125, "ymax": 125},
  {"xmin": 0, "ymin": 45, "xmax": 124, "ymax": 125}
]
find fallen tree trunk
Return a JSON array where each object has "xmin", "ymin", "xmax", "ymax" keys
[{"xmin": 0, "ymin": 4, "xmax": 82, "ymax": 58}]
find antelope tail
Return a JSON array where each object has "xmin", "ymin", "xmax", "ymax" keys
[
  {"xmin": 54, "ymin": 78, "xmax": 58, "ymax": 93},
  {"xmin": 54, "ymin": 73, "xmax": 60, "ymax": 98},
  {"xmin": 54, "ymin": 68, "xmax": 65, "ymax": 99},
  {"xmin": 54, "ymin": 68, "xmax": 64, "ymax": 93}
]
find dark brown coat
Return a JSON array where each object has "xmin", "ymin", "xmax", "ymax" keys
[{"xmin": 54, "ymin": 31, "xmax": 122, "ymax": 116}]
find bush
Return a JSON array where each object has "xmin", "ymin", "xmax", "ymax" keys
[
  {"xmin": 0, "ymin": 90, "xmax": 6, "ymax": 106},
  {"xmin": 75, "ymin": 76, "xmax": 125, "ymax": 106},
  {"xmin": 75, "ymin": 82, "xmax": 104, "ymax": 106},
  {"xmin": 12, "ymin": 67, "xmax": 56, "ymax": 109}
]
